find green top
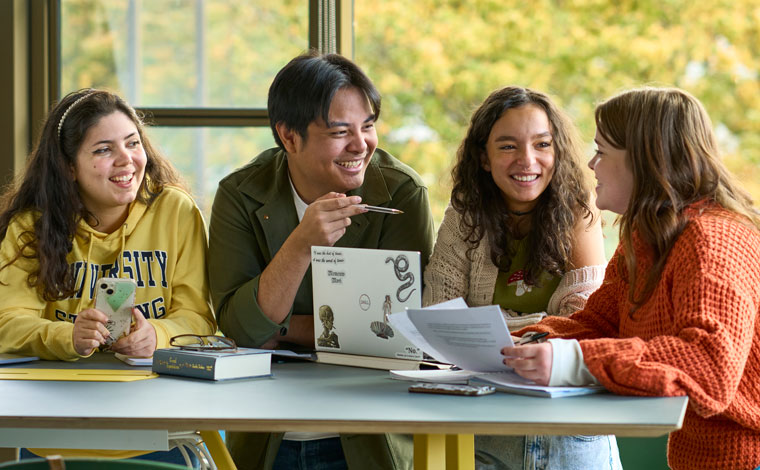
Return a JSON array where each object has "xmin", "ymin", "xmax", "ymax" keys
[{"xmin": 492, "ymin": 238, "xmax": 561, "ymax": 313}]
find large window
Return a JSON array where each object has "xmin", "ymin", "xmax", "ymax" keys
[
  {"xmin": 354, "ymin": 0, "xmax": 760, "ymax": 256},
  {"xmin": 51, "ymin": 0, "xmax": 760, "ymax": 257},
  {"xmin": 60, "ymin": 0, "xmax": 307, "ymax": 108},
  {"xmin": 58, "ymin": 0, "xmax": 308, "ymax": 218},
  {"xmin": 147, "ymin": 127, "xmax": 274, "ymax": 214}
]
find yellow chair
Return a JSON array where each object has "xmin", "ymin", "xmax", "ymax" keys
[{"xmin": 0, "ymin": 456, "xmax": 187, "ymax": 469}]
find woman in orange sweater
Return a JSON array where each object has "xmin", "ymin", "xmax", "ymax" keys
[{"xmin": 504, "ymin": 87, "xmax": 760, "ymax": 470}]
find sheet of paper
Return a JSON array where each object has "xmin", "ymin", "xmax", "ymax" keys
[
  {"xmin": 272, "ymin": 350, "xmax": 317, "ymax": 361},
  {"xmin": 388, "ymin": 300, "xmax": 606, "ymax": 398},
  {"xmin": 114, "ymin": 353, "xmax": 153, "ymax": 367},
  {"xmin": 391, "ymin": 302, "xmax": 514, "ymax": 372},
  {"xmin": 388, "ymin": 297, "xmax": 468, "ymax": 362},
  {"xmin": 472, "ymin": 372, "xmax": 605, "ymax": 398}
]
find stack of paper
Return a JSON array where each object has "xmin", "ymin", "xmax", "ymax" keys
[{"xmin": 388, "ymin": 299, "xmax": 604, "ymax": 398}]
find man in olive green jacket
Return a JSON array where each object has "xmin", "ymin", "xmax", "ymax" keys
[{"xmin": 208, "ymin": 51, "xmax": 434, "ymax": 469}]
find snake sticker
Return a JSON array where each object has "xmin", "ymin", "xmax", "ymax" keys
[{"xmin": 385, "ymin": 254, "xmax": 416, "ymax": 302}]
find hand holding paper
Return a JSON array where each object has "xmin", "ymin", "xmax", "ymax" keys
[
  {"xmin": 503, "ymin": 342, "xmax": 553, "ymax": 386},
  {"xmin": 388, "ymin": 299, "xmax": 604, "ymax": 397},
  {"xmin": 389, "ymin": 303, "xmax": 514, "ymax": 372}
]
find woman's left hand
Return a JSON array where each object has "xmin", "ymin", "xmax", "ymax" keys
[
  {"xmin": 502, "ymin": 343, "xmax": 554, "ymax": 386},
  {"xmin": 111, "ymin": 309, "xmax": 157, "ymax": 357}
]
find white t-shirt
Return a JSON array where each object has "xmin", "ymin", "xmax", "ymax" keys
[{"xmin": 284, "ymin": 174, "xmax": 339, "ymax": 442}]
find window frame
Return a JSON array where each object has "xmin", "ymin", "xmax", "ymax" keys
[
  {"xmin": 0, "ymin": 0, "xmax": 354, "ymax": 184},
  {"xmin": 50, "ymin": 0, "xmax": 353, "ymax": 125}
]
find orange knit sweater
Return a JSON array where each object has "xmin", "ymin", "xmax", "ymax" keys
[{"xmin": 522, "ymin": 203, "xmax": 760, "ymax": 470}]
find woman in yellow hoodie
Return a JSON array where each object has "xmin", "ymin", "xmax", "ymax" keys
[{"xmin": 0, "ymin": 88, "xmax": 216, "ymax": 463}]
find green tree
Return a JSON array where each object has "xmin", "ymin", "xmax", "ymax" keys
[
  {"xmin": 59, "ymin": 0, "xmax": 760, "ymax": 250},
  {"xmin": 356, "ymin": 0, "xmax": 760, "ymax": 256}
]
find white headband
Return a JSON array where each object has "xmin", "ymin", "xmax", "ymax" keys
[{"xmin": 57, "ymin": 92, "xmax": 96, "ymax": 141}]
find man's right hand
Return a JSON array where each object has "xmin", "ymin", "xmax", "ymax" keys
[
  {"xmin": 256, "ymin": 193, "xmax": 367, "ymax": 327},
  {"xmin": 290, "ymin": 193, "xmax": 366, "ymax": 253}
]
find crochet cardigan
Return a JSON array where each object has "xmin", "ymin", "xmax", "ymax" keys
[
  {"xmin": 423, "ymin": 204, "xmax": 605, "ymax": 330},
  {"xmin": 520, "ymin": 202, "xmax": 760, "ymax": 470}
]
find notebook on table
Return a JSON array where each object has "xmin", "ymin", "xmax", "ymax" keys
[
  {"xmin": 311, "ymin": 246, "xmax": 429, "ymax": 370},
  {"xmin": 0, "ymin": 353, "xmax": 39, "ymax": 366}
]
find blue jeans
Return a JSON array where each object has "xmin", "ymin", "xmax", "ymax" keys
[
  {"xmin": 475, "ymin": 434, "xmax": 622, "ymax": 470},
  {"xmin": 272, "ymin": 437, "xmax": 348, "ymax": 470},
  {"xmin": 20, "ymin": 447, "xmax": 198, "ymax": 468}
]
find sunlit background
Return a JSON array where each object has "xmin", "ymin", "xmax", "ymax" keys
[{"xmin": 60, "ymin": 0, "xmax": 760, "ymax": 258}]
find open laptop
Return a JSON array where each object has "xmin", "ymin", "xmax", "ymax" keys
[{"xmin": 311, "ymin": 246, "xmax": 424, "ymax": 365}]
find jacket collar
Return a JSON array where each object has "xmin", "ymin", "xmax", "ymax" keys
[
  {"xmin": 236, "ymin": 148, "xmax": 393, "ymax": 255},
  {"xmin": 238, "ymin": 148, "xmax": 392, "ymax": 206}
]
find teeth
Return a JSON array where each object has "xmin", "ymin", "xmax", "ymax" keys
[
  {"xmin": 512, "ymin": 175, "xmax": 538, "ymax": 182},
  {"xmin": 110, "ymin": 175, "xmax": 132, "ymax": 183},
  {"xmin": 337, "ymin": 160, "xmax": 362, "ymax": 169}
]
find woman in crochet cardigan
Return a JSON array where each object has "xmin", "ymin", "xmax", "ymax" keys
[
  {"xmin": 423, "ymin": 86, "xmax": 619, "ymax": 469},
  {"xmin": 506, "ymin": 87, "xmax": 760, "ymax": 470}
]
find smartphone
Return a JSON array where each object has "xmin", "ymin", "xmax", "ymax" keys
[
  {"xmin": 94, "ymin": 277, "xmax": 137, "ymax": 348},
  {"xmin": 408, "ymin": 382, "xmax": 496, "ymax": 396}
]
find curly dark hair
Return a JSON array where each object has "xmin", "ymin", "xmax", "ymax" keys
[
  {"xmin": 451, "ymin": 86, "xmax": 594, "ymax": 285},
  {"xmin": 596, "ymin": 87, "xmax": 760, "ymax": 309},
  {"xmin": 0, "ymin": 88, "xmax": 182, "ymax": 301}
]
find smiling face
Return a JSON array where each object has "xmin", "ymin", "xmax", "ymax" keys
[
  {"xmin": 73, "ymin": 111, "xmax": 147, "ymax": 232},
  {"xmin": 588, "ymin": 129, "xmax": 633, "ymax": 214},
  {"xmin": 282, "ymin": 86, "xmax": 378, "ymax": 203},
  {"xmin": 482, "ymin": 104, "xmax": 555, "ymax": 213}
]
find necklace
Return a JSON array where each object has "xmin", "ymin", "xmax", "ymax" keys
[{"xmin": 510, "ymin": 209, "xmax": 534, "ymax": 216}]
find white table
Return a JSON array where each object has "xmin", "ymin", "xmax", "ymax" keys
[{"xmin": 0, "ymin": 355, "xmax": 688, "ymax": 469}]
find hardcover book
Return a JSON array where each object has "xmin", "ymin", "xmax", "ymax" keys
[{"xmin": 152, "ymin": 347, "xmax": 272, "ymax": 381}]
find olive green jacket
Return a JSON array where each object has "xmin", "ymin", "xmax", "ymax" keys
[{"xmin": 208, "ymin": 147, "xmax": 434, "ymax": 469}]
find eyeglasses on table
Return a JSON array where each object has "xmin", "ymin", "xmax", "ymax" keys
[{"xmin": 169, "ymin": 334, "xmax": 237, "ymax": 351}]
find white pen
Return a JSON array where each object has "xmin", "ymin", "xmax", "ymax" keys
[{"xmin": 357, "ymin": 204, "xmax": 404, "ymax": 215}]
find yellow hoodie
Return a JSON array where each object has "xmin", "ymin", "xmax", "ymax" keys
[
  {"xmin": 0, "ymin": 185, "xmax": 216, "ymax": 358},
  {"xmin": 0, "ymin": 185, "xmax": 216, "ymax": 458}
]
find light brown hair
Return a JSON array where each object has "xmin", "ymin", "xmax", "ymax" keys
[{"xmin": 595, "ymin": 87, "xmax": 759, "ymax": 309}]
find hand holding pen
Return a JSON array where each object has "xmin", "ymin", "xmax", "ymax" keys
[
  {"xmin": 501, "ymin": 332, "xmax": 553, "ymax": 386},
  {"xmin": 518, "ymin": 332, "xmax": 549, "ymax": 345}
]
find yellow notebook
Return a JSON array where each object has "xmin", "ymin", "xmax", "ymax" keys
[{"xmin": 0, "ymin": 368, "xmax": 156, "ymax": 382}]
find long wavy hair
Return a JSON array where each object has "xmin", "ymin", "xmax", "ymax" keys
[
  {"xmin": 595, "ymin": 87, "xmax": 760, "ymax": 309},
  {"xmin": 0, "ymin": 88, "xmax": 182, "ymax": 301},
  {"xmin": 451, "ymin": 86, "xmax": 593, "ymax": 285}
]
